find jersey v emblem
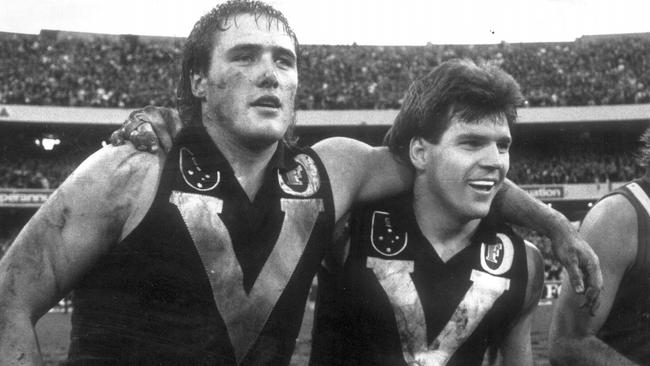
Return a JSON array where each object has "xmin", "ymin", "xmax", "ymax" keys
[
  {"xmin": 170, "ymin": 191, "xmax": 324, "ymax": 364},
  {"xmin": 366, "ymin": 258, "xmax": 425, "ymax": 358},
  {"xmin": 368, "ymin": 259, "xmax": 510, "ymax": 366}
]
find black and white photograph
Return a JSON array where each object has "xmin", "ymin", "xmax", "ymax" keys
[{"xmin": 0, "ymin": 0, "xmax": 648, "ymax": 364}]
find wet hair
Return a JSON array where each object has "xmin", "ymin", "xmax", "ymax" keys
[
  {"xmin": 384, "ymin": 58, "xmax": 524, "ymax": 167},
  {"xmin": 176, "ymin": 0, "xmax": 299, "ymax": 142},
  {"xmin": 636, "ymin": 127, "xmax": 650, "ymax": 168}
]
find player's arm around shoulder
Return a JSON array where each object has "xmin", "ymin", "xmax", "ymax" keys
[
  {"xmin": 499, "ymin": 240, "xmax": 544, "ymax": 366},
  {"xmin": 549, "ymin": 194, "xmax": 639, "ymax": 366},
  {"xmin": 312, "ymin": 137, "xmax": 413, "ymax": 221},
  {"xmin": 0, "ymin": 144, "xmax": 163, "ymax": 365}
]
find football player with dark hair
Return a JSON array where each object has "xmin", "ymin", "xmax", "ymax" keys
[
  {"xmin": 549, "ymin": 128, "xmax": 650, "ymax": 366},
  {"xmin": 310, "ymin": 59, "xmax": 544, "ymax": 366}
]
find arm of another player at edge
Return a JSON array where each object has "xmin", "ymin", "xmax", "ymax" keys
[
  {"xmin": 493, "ymin": 180, "xmax": 603, "ymax": 302},
  {"xmin": 0, "ymin": 145, "xmax": 162, "ymax": 365},
  {"xmin": 312, "ymin": 137, "xmax": 413, "ymax": 222},
  {"xmin": 499, "ymin": 241, "xmax": 544, "ymax": 366},
  {"xmin": 548, "ymin": 196, "xmax": 640, "ymax": 366}
]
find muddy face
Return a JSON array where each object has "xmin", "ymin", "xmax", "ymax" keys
[{"xmin": 195, "ymin": 13, "xmax": 298, "ymax": 149}]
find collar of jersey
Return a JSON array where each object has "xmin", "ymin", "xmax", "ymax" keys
[
  {"xmin": 175, "ymin": 124, "xmax": 292, "ymax": 173},
  {"xmin": 398, "ymin": 193, "xmax": 505, "ymax": 257}
]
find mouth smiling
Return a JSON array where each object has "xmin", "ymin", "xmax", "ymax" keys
[
  {"xmin": 251, "ymin": 95, "xmax": 281, "ymax": 109},
  {"xmin": 468, "ymin": 179, "xmax": 498, "ymax": 192}
]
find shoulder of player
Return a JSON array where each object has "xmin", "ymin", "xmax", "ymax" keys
[
  {"xmin": 584, "ymin": 193, "xmax": 636, "ymax": 233},
  {"xmin": 311, "ymin": 136, "xmax": 368, "ymax": 156},
  {"xmin": 312, "ymin": 137, "xmax": 375, "ymax": 175},
  {"xmin": 13, "ymin": 145, "xmax": 163, "ymax": 263},
  {"xmin": 312, "ymin": 137, "xmax": 376, "ymax": 218},
  {"xmin": 72, "ymin": 144, "xmax": 161, "ymax": 185},
  {"xmin": 58, "ymin": 145, "xmax": 163, "ymax": 213},
  {"xmin": 581, "ymin": 194, "xmax": 637, "ymax": 267}
]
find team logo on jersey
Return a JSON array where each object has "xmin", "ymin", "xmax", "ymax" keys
[
  {"xmin": 278, "ymin": 154, "xmax": 320, "ymax": 197},
  {"xmin": 371, "ymin": 211, "xmax": 408, "ymax": 257},
  {"xmin": 180, "ymin": 147, "xmax": 220, "ymax": 191},
  {"xmin": 480, "ymin": 233, "xmax": 514, "ymax": 275}
]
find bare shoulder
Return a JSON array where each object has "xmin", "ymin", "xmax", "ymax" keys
[
  {"xmin": 52, "ymin": 144, "xmax": 164, "ymax": 240},
  {"xmin": 581, "ymin": 194, "xmax": 637, "ymax": 267},
  {"xmin": 582, "ymin": 194, "xmax": 636, "ymax": 234},
  {"xmin": 312, "ymin": 136, "xmax": 371, "ymax": 153},
  {"xmin": 311, "ymin": 137, "xmax": 376, "ymax": 171},
  {"xmin": 70, "ymin": 143, "xmax": 162, "ymax": 187},
  {"xmin": 312, "ymin": 137, "xmax": 376, "ymax": 220}
]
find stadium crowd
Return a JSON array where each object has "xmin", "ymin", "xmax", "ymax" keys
[
  {"xmin": 0, "ymin": 155, "xmax": 73, "ymax": 189},
  {"xmin": 2, "ymin": 32, "xmax": 650, "ymax": 109},
  {"xmin": 508, "ymin": 150, "xmax": 645, "ymax": 184}
]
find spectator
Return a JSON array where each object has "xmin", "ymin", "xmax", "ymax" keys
[{"xmin": 3, "ymin": 32, "xmax": 650, "ymax": 109}]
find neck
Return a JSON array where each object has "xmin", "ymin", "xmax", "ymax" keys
[
  {"xmin": 204, "ymin": 121, "xmax": 279, "ymax": 202},
  {"xmin": 412, "ymin": 183, "xmax": 480, "ymax": 262}
]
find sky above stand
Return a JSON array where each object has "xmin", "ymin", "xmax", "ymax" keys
[{"xmin": 1, "ymin": 0, "xmax": 649, "ymax": 45}]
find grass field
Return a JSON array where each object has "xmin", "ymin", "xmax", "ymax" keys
[{"xmin": 37, "ymin": 300, "xmax": 556, "ymax": 366}]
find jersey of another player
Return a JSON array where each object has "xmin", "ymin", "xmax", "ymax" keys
[
  {"xmin": 66, "ymin": 124, "xmax": 335, "ymax": 365},
  {"xmin": 595, "ymin": 178, "xmax": 650, "ymax": 363},
  {"xmin": 311, "ymin": 194, "xmax": 529, "ymax": 366}
]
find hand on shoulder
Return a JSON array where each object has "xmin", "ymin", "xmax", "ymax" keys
[{"xmin": 110, "ymin": 106, "xmax": 182, "ymax": 153}]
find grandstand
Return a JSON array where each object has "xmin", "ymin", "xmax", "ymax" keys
[
  {"xmin": 2, "ymin": 29, "xmax": 650, "ymax": 365},
  {"xmin": 3, "ymin": 30, "xmax": 650, "ymax": 109}
]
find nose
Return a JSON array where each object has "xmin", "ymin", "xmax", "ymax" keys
[
  {"xmin": 256, "ymin": 57, "xmax": 279, "ymax": 89},
  {"xmin": 258, "ymin": 70, "xmax": 279, "ymax": 89},
  {"xmin": 479, "ymin": 143, "xmax": 506, "ymax": 170}
]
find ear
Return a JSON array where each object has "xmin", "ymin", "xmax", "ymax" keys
[
  {"xmin": 191, "ymin": 72, "xmax": 207, "ymax": 99},
  {"xmin": 409, "ymin": 137, "xmax": 429, "ymax": 171}
]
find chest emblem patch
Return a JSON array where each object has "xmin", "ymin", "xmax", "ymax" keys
[
  {"xmin": 480, "ymin": 233, "xmax": 514, "ymax": 275},
  {"xmin": 278, "ymin": 153, "xmax": 320, "ymax": 197},
  {"xmin": 179, "ymin": 147, "xmax": 220, "ymax": 191},
  {"xmin": 371, "ymin": 211, "xmax": 408, "ymax": 256}
]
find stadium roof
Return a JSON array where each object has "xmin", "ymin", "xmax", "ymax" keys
[{"xmin": 1, "ymin": 104, "xmax": 650, "ymax": 127}]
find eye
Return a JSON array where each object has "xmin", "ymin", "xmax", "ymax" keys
[
  {"xmin": 233, "ymin": 54, "xmax": 255, "ymax": 63},
  {"xmin": 460, "ymin": 139, "xmax": 483, "ymax": 149},
  {"xmin": 276, "ymin": 55, "xmax": 296, "ymax": 69},
  {"xmin": 497, "ymin": 141, "xmax": 511, "ymax": 153}
]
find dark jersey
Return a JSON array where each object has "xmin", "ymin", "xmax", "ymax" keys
[
  {"xmin": 597, "ymin": 178, "xmax": 650, "ymax": 364},
  {"xmin": 66, "ymin": 125, "xmax": 335, "ymax": 365},
  {"xmin": 311, "ymin": 194, "xmax": 528, "ymax": 366}
]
